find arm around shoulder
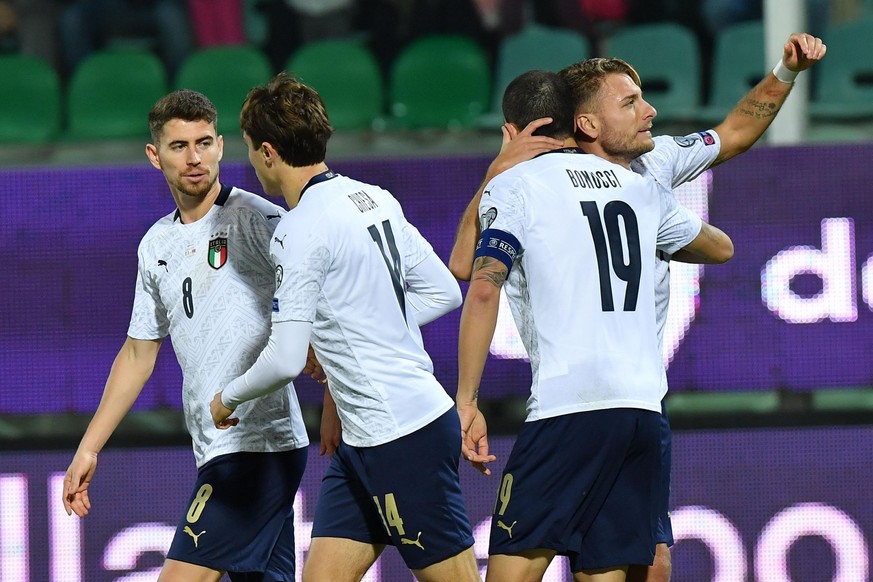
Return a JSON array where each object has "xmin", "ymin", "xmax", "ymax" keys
[{"xmin": 674, "ymin": 221, "xmax": 734, "ymax": 264}]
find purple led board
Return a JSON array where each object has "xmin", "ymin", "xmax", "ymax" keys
[
  {"xmin": 0, "ymin": 427, "xmax": 870, "ymax": 580},
  {"xmin": 2, "ymin": 143, "xmax": 872, "ymax": 413}
]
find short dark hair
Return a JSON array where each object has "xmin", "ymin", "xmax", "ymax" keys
[
  {"xmin": 501, "ymin": 70, "xmax": 574, "ymax": 138},
  {"xmin": 559, "ymin": 58, "xmax": 642, "ymax": 114},
  {"xmin": 148, "ymin": 90, "xmax": 217, "ymax": 143},
  {"xmin": 240, "ymin": 72, "xmax": 334, "ymax": 167}
]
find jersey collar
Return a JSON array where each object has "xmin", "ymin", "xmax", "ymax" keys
[
  {"xmin": 536, "ymin": 147, "xmax": 589, "ymax": 158},
  {"xmin": 300, "ymin": 170, "xmax": 338, "ymax": 200},
  {"xmin": 174, "ymin": 183, "xmax": 232, "ymax": 222}
]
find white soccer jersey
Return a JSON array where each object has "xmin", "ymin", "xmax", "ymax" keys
[
  {"xmin": 632, "ymin": 130, "xmax": 721, "ymax": 191},
  {"xmin": 129, "ymin": 185, "xmax": 309, "ymax": 467},
  {"xmin": 637, "ymin": 131, "xmax": 721, "ymax": 366},
  {"xmin": 270, "ymin": 172, "xmax": 455, "ymax": 447},
  {"xmin": 478, "ymin": 149, "xmax": 701, "ymax": 420}
]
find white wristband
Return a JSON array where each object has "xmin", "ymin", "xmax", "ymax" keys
[{"xmin": 772, "ymin": 59, "xmax": 799, "ymax": 84}]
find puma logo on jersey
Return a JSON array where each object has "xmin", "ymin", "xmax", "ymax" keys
[
  {"xmin": 183, "ymin": 526, "xmax": 206, "ymax": 548},
  {"xmin": 497, "ymin": 520, "xmax": 517, "ymax": 538},
  {"xmin": 266, "ymin": 213, "xmax": 282, "ymax": 220},
  {"xmin": 400, "ymin": 531, "xmax": 424, "ymax": 550},
  {"xmin": 274, "ymin": 235, "xmax": 286, "ymax": 249},
  {"xmin": 157, "ymin": 259, "xmax": 168, "ymax": 272}
]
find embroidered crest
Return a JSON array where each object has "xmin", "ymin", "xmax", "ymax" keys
[
  {"xmin": 673, "ymin": 135, "xmax": 699, "ymax": 148},
  {"xmin": 207, "ymin": 237, "xmax": 228, "ymax": 269},
  {"xmin": 481, "ymin": 207, "xmax": 498, "ymax": 230}
]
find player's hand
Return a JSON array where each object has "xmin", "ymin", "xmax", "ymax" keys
[
  {"xmin": 302, "ymin": 345, "xmax": 328, "ymax": 384},
  {"xmin": 319, "ymin": 388, "xmax": 341, "ymax": 458},
  {"xmin": 210, "ymin": 392, "xmax": 239, "ymax": 429},
  {"xmin": 782, "ymin": 32, "xmax": 826, "ymax": 72},
  {"xmin": 457, "ymin": 401, "xmax": 497, "ymax": 475},
  {"xmin": 63, "ymin": 450, "xmax": 97, "ymax": 517},
  {"xmin": 488, "ymin": 117, "xmax": 565, "ymax": 178}
]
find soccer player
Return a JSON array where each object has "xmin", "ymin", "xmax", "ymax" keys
[
  {"xmin": 457, "ymin": 69, "xmax": 728, "ymax": 582},
  {"xmin": 209, "ymin": 73, "xmax": 480, "ymax": 582},
  {"xmin": 62, "ymin": 89, "xmax": 311, "ymax": 582},
  {"xmin": 563, "ymin": 31, "xmax": 824, "ymax": 582},
  {"xmin": 453, "ymin": 31, "xmax": 826, "ymax": 582}
]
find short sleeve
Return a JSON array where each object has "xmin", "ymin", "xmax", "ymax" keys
[
  {"xmin": 657, "ymin": 191, "xmax": 703, "ymax": 254},
  {"xmin": 637, "ymin": 131, "xmax": 721, "ymax": 188},
  {"xmin": 474, "ymin": 176, "xmax": 527, "ymax": 271},
  {"xmin": 127, "ymin": 255, "xmax": 169, "ymax": 340},
  {"xmin": 477, "ymin": 176, "xmax": 527, "ymax": 245}
]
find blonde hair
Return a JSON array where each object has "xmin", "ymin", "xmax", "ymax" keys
[{"xmin": 559, "ymin": 58, "xmax": 642, "ymax": 113}]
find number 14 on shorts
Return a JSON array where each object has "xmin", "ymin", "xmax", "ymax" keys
[{"xmin": 373, "ymin": 492, "xmax": 405, "ymax": 535}]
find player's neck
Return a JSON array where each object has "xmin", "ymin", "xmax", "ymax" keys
[
  {"xmin": 173, "ymin": 180, "xmax": 222, "ymax": 224},
  {"xmin": 281, "ymin": 162, "xmax": 330, "ymax": 209},
  {"xmin": 578, "ymin": 142, "xmax": 633, "ymax": 170}
]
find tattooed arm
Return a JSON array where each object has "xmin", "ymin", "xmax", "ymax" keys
[
  {"xmin": 449, "ymin": 119, "xmax": 563, "ymax": 281},
  {"xmin": 712, "ymin": 32, "xmax": 826, "ymax": 166},
  {"xmin": 456, "ymin": 256, "xmax": 507, "ymax": 475}
]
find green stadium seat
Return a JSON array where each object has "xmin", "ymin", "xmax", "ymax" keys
[
  {"xmin": 176, "ymin": 46, "xmax": 273, "ymax": 135},
  {"xmin": 481, "ymin": 24, "xmax": 590, "ymax": 127},
  {"xmin": 0, "ymin": 55, "xmax": 61, "ymax": 143},
  {"xmin": 389, "ymin": 35, "xmax": 491, "ymax": 129},
  {"xmin": 810, "ymin": 17, "xmax": 873, "ymax": 120},
  {"xmin": 67, "ymin": 49, "xmax": 167, "ymax": 141},
  {"xmin": 604, "ymin": 23, "xmax": 701, "ymax": 123},
  {"xmin": 697, "ymin": 21, "xmax": 765, "ymax": 124},
  {"xmin": 812, "ymin": 388, "xmax": 873, "ymax": 412},
  {"xmin": 287, "ymin": 39, "xmax": 384, "ymax": 131}
]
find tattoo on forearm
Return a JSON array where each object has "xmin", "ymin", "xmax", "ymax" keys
[
  {"xmin": 737, "ymin": 97, "xmax": 779, "ymax": 120},
  {"xmin": 472, "ymin": 257, "xmax": 508, "ymax": 287}
]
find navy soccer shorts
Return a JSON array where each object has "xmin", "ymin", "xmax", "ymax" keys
[
  {"xmin": 488, "ymin": 408, "xmax": 661, "ymax": 572},
  {"xmin": 655, "ymin": 401, "xmax": 674, "ymax": 547},
  {"xmin": 311, "ymin": 407, "xmax": 474, "ymax": 570},
  {"xmin": 167, "ymin": 448, "xmax": 307, "ymax": 580}
]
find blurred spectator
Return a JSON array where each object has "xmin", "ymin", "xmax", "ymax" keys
[
  {"xmin": 0, "ymin": 1, "xmax": 16, "ymax": 52},
  {"xmin": 59, "ymin": 0, "xmax": 193, "ymax": 77},
  {"xmin": 0, "ymin": 0, "xmax": 61, "ymax": 68},
  {"xmin": 495, "ymin": 0, "xmax": 631, "ymax": 49},
  {"xmin": 358, "ymin": 0, "xmax": 494, "ymax": 75},
  {"xmin": 701, "ymin": 0, "xmax": 829, "ymax": 38},
  {"xmin": 187, "ymin": 0, "xmax": 246, "ymax": 47},
  {"xmin": 260, "ymin": 0, "xmax": 355, "ymax": 71}
]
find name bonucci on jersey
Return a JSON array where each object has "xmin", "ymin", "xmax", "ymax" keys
[
  {"xmin": 480, "ymin": 149, "xmax": 702, "ymax": 421},
  {"xmin": 128, "ymin": 186, "xmax": 308, "ymax": 467}
]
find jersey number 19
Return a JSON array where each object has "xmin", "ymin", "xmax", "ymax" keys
[{"xmin": 580, "ymin": 201, "xmax": 641, "ymax": 312}]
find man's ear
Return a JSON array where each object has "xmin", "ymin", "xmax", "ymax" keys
[
  {"xmin": 145, "ymin": 143, "xmax": 161, "ymax": 171},
  {"xmin": 575, "ymin": 113, "xmax": 598, "ymax": 140},
  {"xmin": 261, "ymin": 141, "xmax": 277, "ymax": 166}
]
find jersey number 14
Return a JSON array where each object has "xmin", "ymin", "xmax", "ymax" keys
[{"xmin": 368, "ymin": 220, "xmax": 407, "ymax": 319}]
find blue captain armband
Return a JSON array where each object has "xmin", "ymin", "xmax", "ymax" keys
[{"xmin": 474, "ymin": 228, "xmax": 521, "ymax": 274}]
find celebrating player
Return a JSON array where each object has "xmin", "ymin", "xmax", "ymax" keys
[{"xmin": 209, "ymin": 73, "xmax": 480, "ymax": 582}]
